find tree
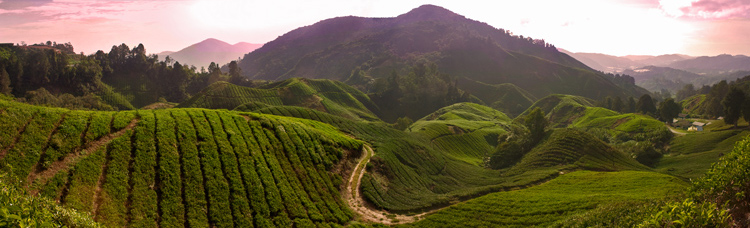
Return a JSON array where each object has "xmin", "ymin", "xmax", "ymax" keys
[
  {"xmin": 706, "ymin": 80, "xmax": 730, "ymax": 118},
  {"xmin": 658, "ymin": 98, "xmax": 681, "ymax": 125},
  {"xmin": 636, "ymin": 94, "xmax": 657, "ymax": 115},
  {"xmin": 602, "ymin": 96, "xmax": 613, "ymax": 109},
  {"xmin": 228, "ymin": 61, "xmax": 243, "ymax": 85},
  {"xmin": 0, "ymin": 68, "xmax": 11, "ymax": 95},
  {"xmin": 742, "ymin": 93, "xmax": 750, "ymax": 126},
  {"xmin": 393, "ymin": 116, "xmax": 413, "ymax": 131},
  {"xmin": 612, "ymin": 96, "xmax": 623, "ymax": 113},
  {"xmin": 525, "ymin": 107, "xmax": 547, "ymax": 144},
  {"xmin": 625, "ymin": 97, "xmax": 636, "ymax": 113},
  {"xmin": 676, "ymin": 84, "xmax": 696, "ymax": 101},
  {"xmin": 722, "ymin": 87, "xmax": 745, "ymax": 128}
]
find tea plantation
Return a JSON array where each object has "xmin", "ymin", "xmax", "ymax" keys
[
  {"xmin": 179, "ymin": 78, "xmax": 380, "ymax": 121},
  {"xmin": 0, "ymin": 99, "xmax": 363, "ymax": 227}
]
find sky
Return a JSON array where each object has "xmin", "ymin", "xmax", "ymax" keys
[{"xmin": 1, "ymin": 0, "xmax": 749, "ymax": 57}]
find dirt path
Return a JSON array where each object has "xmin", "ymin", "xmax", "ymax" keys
[
  {"xmin": 344, "ymin": 145, "xmax": 445, "ymax": 224},
  {"xmin": 344, "ymin": 145, "xmax": 568, "ymax": 225},
  {"xmin": 668, "ymin": 126, "xmax": 687, "ymax": 136},
  {"xmin": 27, "ymin": 118, "xmax": 139, "ymax": 195}
]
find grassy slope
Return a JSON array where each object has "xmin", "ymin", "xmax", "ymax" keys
[
  {"xmin": 251, "ymin": 103, "xmax": 653, "ymax": 214},
  {"xmin": 509, "ymin": 128, "xmax": 649, "ymax": 175},
  {"xmin": 0, "ymin": 99, "xmax": 363, "ymax": 227},
  {"xmin": 402, "ymin": 170, "xmax": 688, "ymax": 227},
  {"xmin": 680, "ymin": 94, "xmax": 706, "ymax": 115},
  {"xmin": 657, "ymin": 120, "xmax": 750, "ymax": 179},
  {"xmin": 406, "ymin": 103, "xmax": 512, "ymax": 165},
  {"xmin": 521, "ymin": 94, "xmax": 665, "ymax": 134},
  {"xmin": 179, "ymin": 78, "xmax": 380, "ymax": 121},
  {"xmin": 455, "ymin": 79, "xmax": 537, "ymax": 117}
]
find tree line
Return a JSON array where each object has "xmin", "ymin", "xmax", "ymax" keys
[
  {"xmin": 597, "ymin": 94, "xmax": 681, "ymax": 125},
  {"xmin": 0, "ymin": 42, "xmax": 244, "ymax": 110}
]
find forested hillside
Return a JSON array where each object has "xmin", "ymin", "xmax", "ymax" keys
[{"xmin": 238, "ymin": 5, "xmax": 649, "ymax": 117}]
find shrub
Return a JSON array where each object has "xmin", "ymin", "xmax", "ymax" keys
[
  {"xmin": 0, "ymin": 175, "xmax": 102, "ymax": 228},
  {"xmin": 638, "ymin": 199, "xmax": 729, "ymax": 228},
  {"xmin": 690, "ymin": 135, "xmax": 750, "ymax": 226}
]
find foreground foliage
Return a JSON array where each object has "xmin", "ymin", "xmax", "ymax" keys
[{"xmin": 0, "ymin": 176, "xmax": 101, "ymax": 228}]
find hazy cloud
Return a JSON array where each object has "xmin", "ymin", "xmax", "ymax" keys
[
  {"xmin": 0, "ymin": 0, "xmax": 52, "ymax": 10},
  {"xmin": 682, "ymin": 0, "xmax": 750, "ymax": 19}
]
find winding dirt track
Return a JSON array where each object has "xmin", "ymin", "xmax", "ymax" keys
[
  {"xmin": 344, "ymin": 145, "xmax": 568, "ymax": 225},
  {"xmin": 667, "ymin": 126, "xmax": 687, "ymax": 136},
  {"xmin": 344, "ymin": 145, "xmax": 432, "ymax": 224}
]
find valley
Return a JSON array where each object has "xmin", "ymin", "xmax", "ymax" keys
[{"xmin": 1, "ymin": 3, "xmax": 750, "ymax": 228}]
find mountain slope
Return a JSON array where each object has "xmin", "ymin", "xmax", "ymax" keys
[
  {"xmin": 560, "ymin": 50, "xmax": 641, "ymax": 73},
  {"xmin": 561, "ymin": 50, "xmax": 693, "ymax": 73},
  {"xmin": 238, "ymin": 4, "xmax": 647, "ymax": 102},
  {"xmin": 623, "ymin": 66, "xmax": 702, "ymax": 92},
  {"xmin": 158, "ymin": 38, "xmax": 262, "ymax": 68},
  {"xmin": 668, "ymin": 54, "xmax": 750, "ymax": 73}
]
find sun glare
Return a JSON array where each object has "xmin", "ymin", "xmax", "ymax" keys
[{"xmin": 189, "ymin": 0, "xmax": 265, "ymax": 30}]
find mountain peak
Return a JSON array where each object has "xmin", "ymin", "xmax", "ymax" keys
[
  {"xmin": 193, "ymin": 38, "xmax": 231, "ymax": 48},
  {"xmin": 398, "ymin": 4, "xmax": 463, "ymax": 21}
]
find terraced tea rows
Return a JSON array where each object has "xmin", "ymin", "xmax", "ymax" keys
[
  {"xmin": 248, "ymin": 103, "xmax": 652, "ymax": 214},
  {"xmin": 179, "ymin": 78, "xmax": 379, "ymax": 121},
  {"xmin": 401, "ymin": 170, "xmax": 688, "ymax": 227},
  {"xmin": 0, "ymin": 100, "xmax": 363, "ymax": 227}
]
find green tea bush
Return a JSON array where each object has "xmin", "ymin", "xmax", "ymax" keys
[{"xmin": 690, "ymin": 134, "xmax": 750, "ymax": 226}]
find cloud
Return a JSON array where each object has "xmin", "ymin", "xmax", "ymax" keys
[
  {"xmin": 682, "ymin": 0, "xmax": 750, "ymax": 19},
  {"xmin": 0, "ymin": 0, "xmax": 52, "ymax": 10},
  {"xmin": 660, "ymin": 0, "xmax": 750, "ymax": 19}
]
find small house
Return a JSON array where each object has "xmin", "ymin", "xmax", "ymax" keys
[{"xmin": 690, "ymin": 122, "xmax": 705, "ymax": 131}]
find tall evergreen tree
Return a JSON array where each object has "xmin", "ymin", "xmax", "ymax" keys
[
  {"xmin": 636, "ymin": 94, "xmax": 657, "ymax": 115},
  {"xmin": 722, "ymin": 87, "xmax": 745, "ymax": 127},
  {"xmin": 626, "ymin": 97, "xmax": 636, "ymax": 113},
  {"xmin": 658, "ymin": 98, "xmax": 681, "ymax": 125},
  {"xmin": 612, "ymin": 96, "xmax": 623, "ymax": 112},
  {"xmin": 525, "ymin": 107, "xmax": 547, "ymax": 144},
  {"xmin": 0, "ymin": 68, "xmax": 11, "ymax": 95},
  {"xmin": 228, "ymin": 60, "xmax": 242, "ymax": 85}
]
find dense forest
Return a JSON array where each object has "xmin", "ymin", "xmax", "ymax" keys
[{"xmin": 0, "ymin": 42, "xmax": 249, "ymax": 111}]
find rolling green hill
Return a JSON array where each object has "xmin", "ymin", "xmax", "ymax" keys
[
  {"xmin": 658, "ymin": 126, "xmax": 750, "ymax": 180},
  {"xmin": 0, "ymin": 99, "xmax": 363, "ymax": 227},
  {"xmin": 456, "ymin": 79, "xmax": 537, "ymax": 117},
  {"xmin": 522, "ymin": 94, "xmax": 666, "ymax": 134},
  {"xmin": 509, "ymin": 128, "xmax": 649, "ymax": 174},
  {"xmin": 680, "ymin": 94, "xmax": 707, "ymax": 115},
  {"xmin": 179, "ymin": 78, "xmax": 380, "ymax": 121},
  {"xmin": 246, "ymin": 102, "xmax": 654, "ymax": 214},
  {"xmin": 406, "ymin": 103, "xmax": 513, "ymax": 165},
  {"xmin": 401, "ymin": 170, "xmax": 688, "ymax": 227}
]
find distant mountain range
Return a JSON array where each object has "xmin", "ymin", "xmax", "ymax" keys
[
  {"xmin": 562, "ymin": 50, "xmax": 750, "ymax": 92},
  {"xmin": 156, "ymin": 38, "xmax": 262, "ymax": 68},
  {"xmin": 559, "ymin": 49, "xmax": 693, "ymax": 73},
  {"xmin": 237, "ymin": 4, "xmax": 648, "ymax": 112}
]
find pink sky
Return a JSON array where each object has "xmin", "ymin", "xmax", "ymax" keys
[{"xmin": 1, "ymin": 0, "xmax": 749, "ymax": 56}]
